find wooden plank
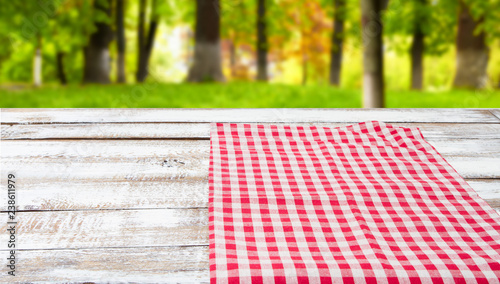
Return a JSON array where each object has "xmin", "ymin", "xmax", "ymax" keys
[
  {"xmin": 1, "ymin": 123, "xmax": 210, "ymax": 140},
  {"xmin": 2, "ymin": 109, "xmax": 499, "ymax": 124},
  {"xmin": 0, "ymin": 209, "xmax": 208, "ymax": 250},
  {"xmin": 2, "ymin": 196, "xmax": 500, "ymax": 251},
  {"xmin": 3, "ymin": 193, "xmax": 500, "ymax": 283},
  {"xmin": 2, "ymin": 138, "xmax": 498, "ymax": 159},
  {"xmin": 0, "ymin": 246, "xmax": 209, "ymax": 283},
  {"xmin": 466, "ymin": 179, "xmax": 500, "ymax": 200},
  {"xmin": 1, "ymin": 143, "xmax": 498, "ymax": 181},
  {"xmin": 425, "ymin": 139, "xmax": 500, "ymax": 156},
  {"xmin": 1, "ymin": 140, "xmax": 209, "ymax": 183},
  {"xmin": 2, "ymin": 140, "xmax": 498, "ymax": 176},
  {"xmin": 4, "ymin": 122, "xmax": 500, "ymax": 140},
  {"xmin": 0, "ymin": 178, "xmax": 497, "ymax": 212},
  {"xmin": 446, "ymin": 157, "xmax": 500, "ymax": 179},
  {"xmin": 1, "ymin": 180, "xmax": 208, "ymax": 211}
]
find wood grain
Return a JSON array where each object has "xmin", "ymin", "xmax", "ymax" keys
[
  {"xmin": 466, "ymin": 179, "xmax": 500, "ymax": 200},
  {"xmin": 0, "ymin": 180, "xmax": 208, "ymax": 211},
  {"xmin": 4, "ymin": 122, "xmax": 500, "ymax": 140},
  {"xmin": 0, "ymin": 246, "xmax": 209, "ymax": 283},
  {"xmin": 2, "ymin": 108, "xmax": 499, "ymax": 124},
  {"xmin": 0, "ymin": 209, "xmax": 208, "ymax": 250}
]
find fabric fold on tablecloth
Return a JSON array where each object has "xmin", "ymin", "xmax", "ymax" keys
[{"xmin": 209, "ymin": 121, "xmax": 500, "ymax": 284}]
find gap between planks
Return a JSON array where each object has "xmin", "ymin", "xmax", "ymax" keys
[
  {"xmin": 489, "ymin": 109, "xmax": 500, "ymax": 121},
  {"xmin": 2, "ymin": 109, "xmax": 500, "ymax": 124}
]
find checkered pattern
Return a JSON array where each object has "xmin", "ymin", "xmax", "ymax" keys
[{"xmin": 209, "ymin": 121, "xmax": 500, "ymax": 284}]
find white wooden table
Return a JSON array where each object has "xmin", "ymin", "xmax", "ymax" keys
[{"xmin": 1, "ymin": 109, "xmax": 500, "ymax": 283}]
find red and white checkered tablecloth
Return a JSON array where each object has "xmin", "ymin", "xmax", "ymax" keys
[{"xmin": 209, "ymin": 121, "xmax": 500, "ymax": 284}]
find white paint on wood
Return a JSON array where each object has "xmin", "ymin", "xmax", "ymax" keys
[
  {"xmin": 467, "ymin": 180, "xmax": 500, "ymax": 200},
  {"xmin": 0, "ymin": 246, "xmax": 209, "ymax": 282},
  {"xmin": 1, "ymin": 180, "xmax": 208, "ymax": 211},
  {"xmin": 445, "ymin": 157, "xmax": 500, "ymax": 179},
  {"xmin": 0, "ymin": 209, "xmax": 208, "ymax": 250}
]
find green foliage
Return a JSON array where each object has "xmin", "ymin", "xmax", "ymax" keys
[
  {"xmin": 384, "ymin": 0, "xmax": 457, "ymax": 56},
  {"xmin": 221, "ymin": 0, "xmax": 255, "ymax": 43},
  {"xmin": 0, "ymin": 0, "xmax": 109, "ymax": 83},
  {"xmin": 464, "ymin": 0, "xmax": 500, "ymax": 42}
]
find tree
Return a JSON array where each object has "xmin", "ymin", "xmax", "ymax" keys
[
  {"xmin": 329, "ymin": 0, "xmax": 345, "ymax": 86},
  {"xmin": 410, "ymin": 0, "xmax": 426, "ymax": 90},
  {"xmin": 83, "ymin": 0, "xmax": 113, "ymax": 84},
  {"xmin": 116, "ymin": 0, "xmax": 126, "ymax": 83},
  {"xmin": 256, "ymin": 0, "xmax": 268, "ymax": 81},
  {"xmin": 188, "ymin": 0, "xmax": 225, "ymax": 82},
  {"xmin": 136, "ymin": 0, "xmax": 159, "ymax": 83},
  {"xmin": 0, "ymin": 2, "xmax": 55, "ymax": 86},
  {"xmin": 34, "ymin": 35, "xmax": 43, "ymax": 87},
  {"xmin": 220, "ymin": 0, "xmax": 254, "ymax": 80},
  {"xmin": 56, "ymin": 51, "xmax": 67, "ymax": 85},
  {"xmin": 385, "ymin": 0, "xmax": 456, "ymax": 90},
  {"xmin": 279, "ymin": 0, "xmax": 330, "ymax": 85},
  {"xmin": 361, "ymin": 0, "xmax": 385, "ymax": 108},
  {"xmin": 453, "ymin": 0, "xmax": 488, "ymax": 89}
]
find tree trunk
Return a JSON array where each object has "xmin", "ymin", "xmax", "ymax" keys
[
  {"xmin": 453, "ymin": 0, "xmax": 488, "ymax": 89},
  {"xmin": 301, "ymin": 27, "xmax": 308, "ymax": 86},
  {"xmin": 56, "ymin": 51, "xmax": 67, "ymax": 85},
  {"xmin": 256, "ymin": 0, "xmax": 268, "ymax": 81},
  {"xmin": 136, "ymin": 0, "xmax": 146, "ymax": 82},
  {"xmin": 329, "ymin": 0, "xmax": 345, "ymax": 86},
  {"xmin": 410, "ymin": 31, "xmax": 424, "ymax": 90},
  {"xmin": 142, "ymin": 2, "xmax": 159, "ymax": 79},
  {"xmin": 116, "ymin": 0, "xmax": 126, "ymax": 83},
  {"xmin": 83, "ymin": 0, "xmax": 113, "ymax": 84},
  {"xmin": 302, "ymin": 56, "xmax": 308, "ymax": 86},
  {"xmin": 33, "ymin": 35, "xmax": 42, "ymax": 87},
  {"xmin": 410, "ymin": 11, "xmax": 424, "ymax": 89},
  {"xmin": 361, "ymin": 0, "xmax": 385, "ymax": 108},
  {"xmin": 188, "ymin": 0, "xmax": 225, "ymax": 82},
  {"xmin": 229, "ymin": 40, "xmax": 236, "ymax": 78},
  {"xmin": 136, "ymin": 0, "xmax": 159, "ymax": 82}
]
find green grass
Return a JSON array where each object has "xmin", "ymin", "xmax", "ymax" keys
[{"xmin": 1, "ymin": 82, "xmax": 499, "ymax": 108}]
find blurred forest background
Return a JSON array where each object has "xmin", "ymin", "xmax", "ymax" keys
[{"xmin": 0, "ymin": 0, "xmax": 499, "ymax": 108}]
